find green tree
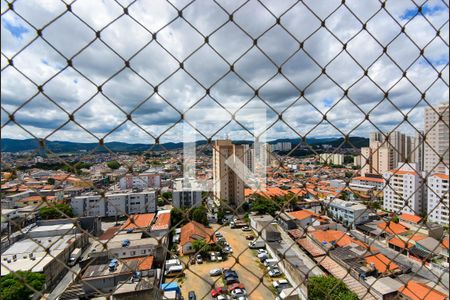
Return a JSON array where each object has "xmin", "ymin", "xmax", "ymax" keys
[
  {"xmin": 161, "ymin": 192, "xmax": 172, "ymax": 201},
  {"xmin": 39, "ymin": 204, "xmax": 73, "ymax": 220},
  {"xmin": 392, "ymin": 214, "xmax": 399, "ymax": 223},
  {"xmin": 170, "ymin": 208, "xmax": 186, "ymax": 227},
  {"xmin": 217, "ymin": 207, "xmax": 226, "ymax": 224},
  {"xmin": 192, "ymin": 239, "xmax": 210, "ymax": 255},
  {"xmin": 190, "ymin": 206, "xmax": 209, "ymax": 226},
  {"xmin": 251, "ymin": 195, "xmax": 279, "ymax": 216},
  {"xmin": 307, "ymin": 275, "xmax": 358, "ymax": 300},
  {"xmin": 47, "ymin": 178, "xmax": 56, "ymax": 185},
  {"xmin": 107, "ymin": 160, "xmax": 121, "ymax": 170},
  {"xmin": 0, "ymin": 271, "xmax": 45, "ymax": 300}
]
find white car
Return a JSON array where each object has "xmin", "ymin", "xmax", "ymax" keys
[
  {"xmin": 217, "ymin": 295, "xmax": 231, "ymax": 300},
  {"xmin": 231, "ymin": 288, "xmax": 247, "ymax": 298},
  {"xmin": 257, "ymin": 253, "xmax": 269, "ymax": 260},
  {"xmin": 257, "ymin": 249, "xmax": 268, "ymax": 255},
  {"xmin": 223, "ymin": 246, "xmax": 233, "ymax": 253},
  {"xmin": 272, "ymin": 279, "xmax": 289, "ymax": 289},
  {"xmin": 268, "ymin": 268, "xmax": 282, "ymax": 277},
  {"xmin": 216, "ymin": 252, "xmax": 224, "ymax": 261},
  {"xmin": 209, "ymin": 268, "xmax": 222, "ymax": 276},
  {"xmin": 210, "ymin": 252, "xmax": 217, "ymax": 261}
]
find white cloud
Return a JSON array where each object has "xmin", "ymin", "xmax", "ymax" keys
[{"xmin": 1, "ymin": 0, "xmax": 448, "ymax": 144}]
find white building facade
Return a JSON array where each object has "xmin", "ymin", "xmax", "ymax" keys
[
  {"xmin": 326, "ymin": 199, "xmax": 370, "ymax": 227},
  {"xmin": 118, "ymin": 173, "xmax": 161, "ymax": 190},
  {"xmin": 427, "ymin": 170, "xmax": 449, "ymax": 225},
  {"xmin": 383, "ymin": 164, "xmax": 425, "ymax": 215},
  {"xmin": 71, "ymin": 191, "xmax": 157, "ymax": 217}
]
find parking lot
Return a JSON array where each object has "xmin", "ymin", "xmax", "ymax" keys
[{"xmin": 179, "ymin": 224, "xmax": 276, "ymax": 299}]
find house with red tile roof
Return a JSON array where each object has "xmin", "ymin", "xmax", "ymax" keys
[
  {"xmin": 398, "ymin": 281, "xmax": 447, "ymax": 300},
  {"xmin": 364, "ymin": 253, "xmax": 400, "ymax": 275},
  {"xmin": 376, "ymin": 221, "xmax": 409, "ymax": 236},
  {"xmin": 179, "ymin": 221, "xmax": 216, "ymax": 255},
  {"xmin": 151, "ymin": 211, "xmax": 171, "ymax": 236},
  {"xmin": 399, "ymin": 213, "xmax": 422, "ymax": 225},
  {"xmin": 121, "ymin": 213, "xmax": 156, "ymax": 231}
]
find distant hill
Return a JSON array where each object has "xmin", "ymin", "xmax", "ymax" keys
[{"xmin": 1, "ymin": 136, "xmax": 368, "ymax": 153}]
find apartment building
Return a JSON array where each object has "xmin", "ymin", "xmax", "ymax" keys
[
  {"xmin": 119, "ymin": 173, "xmax": 161, "ymax": 190},
  {"xmin": 325, "ymin": 199, "xmax": 370, "ymax": 227},
  {"xmin": 427, "ymin": 170, "xmax": 449, "ymax": 225},
  {"xmin": 360, "ymin": 141, "xmax": 394, "ymax": 176},
  {"xmin": 71, "ymin": 191, "xmax": 157, "ymax": 217},
  {"xmin": 424, "ymin": 103, "xmax": 449, "ymax": 174},
  {"xmin": 212, "ymin": 140, "xmax": 245, "ymax": 207},
  {"xmin": 362, "ymin": 131, "xmax": 423, "ymax": 176},
  {"xmin": 172, "ymin": 190, "xmax": 202, "ymax": 209},
  {"xmin": 271, "ymin": 142, "xmax": 292, "ymax": 152},
  {"xmin": 383, "ymin": 164, "xmax": 425, "ymax": 215},
  {"xmin": 351, "ymin": 176, "xmax": 385, "ymax": 190},
  {"xmin": 319, "ymin": 153, "xmax": 344, "ymax": 165}
]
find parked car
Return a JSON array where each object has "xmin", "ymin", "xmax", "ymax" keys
[
  {"xmin": 264, "ymin": 258, "xmax": 278, "ymax": 267},
  {"xmin": 210, "ymin": 252, "xmax": 217, "ymax": 261},
  {"xmin": 196, "ymin": 254, "xmax": 203, "ymax": 264},
  {"xmin": 223, "ymin": 269, "xmax": 238, "ymax": 278},
  {"xmin": 228, "ymin": 283, "xmax": 245, "ymax": 292},
  {"xmin": 211, "ymin": 286, "xmax": 227, "ymax": 297},
  {"xmin": 217, "ymin": 295, "xmax": 231, "ymax": 300},
  {"xmin": 225, "ymin": 276, "xmax": 240, "ymax": 285},
  {"xmin": 216, "ymin": 252, "xmax": 224, "ymax": 261},
  {"xmin": 248, "ymin": 239, "xmax": 265, "ymax": 249},
  {"xmin": 245, "ymin": 235, "xmax": 254, "ymax": 240},
  {"xmin": 223, "ymin": 246, "xmax": 233, "ymax": 253},
  {"xmin": 230, "ymin": 288, "xmax": 247, "ymax": 298},
  {"xmin": 241, "ymin": 226, "xmax": 252, "ymax": 231},
  {"xmin": 257, "ymin": 249, "xmax": 268, "ymax": 255},
  {"xmin": 209, "ymin": 268, "xmax": 222, "ymax": 276},
  {"xmin": 268, "ymin": 268, "xmax": 282, "ymax": 277},
  {"xmin": 215, "ymin": 232, "xmax": 222, "ymax": 237},
  {"xmin": 190, "ymin": 256, "xmax": 196, "ymax": 265},
  {"xmin": 273, "ymin": 279, "xmax": 291, "ymax": 292},
  {"xmin": 188, "ymin": 291, "xmax": 196, "ymax": 300},
  {"xmin": 257, "ymin": 253, "xmax": 269, "ymax": 261}
]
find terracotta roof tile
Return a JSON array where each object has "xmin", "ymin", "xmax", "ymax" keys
[
  {"xmin": 399, "ymin": 213, "xmax": 422, "ymax": 224},
  {"xmin": 122, "ymin": 213, "xmax": 155, "ymax": 230},
  {"xmin": 365, "ymin": 253, "xmax": 399, "ymax": 273},
  {"xmin": 180, "ymin": 221, "xmax": 215, "ymax": 247},
  {"xmin": 399, "ymin": 281, "xmax": 447, "ymax": 300}
]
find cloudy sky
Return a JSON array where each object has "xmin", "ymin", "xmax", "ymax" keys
[{"xmin": 1, "ymin": 0, "xmax": 449, "ymax": 144}]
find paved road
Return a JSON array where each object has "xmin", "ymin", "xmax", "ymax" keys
[
  {"xmin": 47, "ymin": 264, "xmax": 81, "ymax": 300},
  {"xmin": 350, "ymin": 230, "xmax": 449, "ymax": 289}
]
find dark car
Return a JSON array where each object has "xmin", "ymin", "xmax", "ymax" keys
[
  {"xmin": 223, "ymin": 269, "xmax": 238, "ymax": 278},
  {"xmin": 188, "ymin": 291, "xmax": 196, "ymax": 300},
  {"xmin": 225, "ymin": 276, "xmax": 240, "ymax": 285}
]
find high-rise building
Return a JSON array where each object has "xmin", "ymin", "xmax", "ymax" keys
[
  {"xmin": 361, "ymin": 130, "xmax": 423, "ymax": 176},
  {"xmin": 424, "ymin": 103, "xmax": 449, "ymax": 174},
  {"xmin": 383, "ymin": 163, "xmax": 425, "ymax": 215},
  {"xmin": 427, "ymin": 169, "xmax": 449, "ymax": 225},
  {"xmin": 271, "ymin": 142, "xmax": 292, "ymax": 152},
  {"xmin": 319, "ymin": 153, "xmax": 344, "ymax": 165},
  {"xmin": 360, "ymin": 141, "xmax": 394, "ymax": 176},
  {"xmin": 213, "ymin": 140, "xmax": 245, "ymax": 208}
]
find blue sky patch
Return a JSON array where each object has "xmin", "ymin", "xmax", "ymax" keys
[
  {"xmin": 418, "ymin": 56, "xmax": 449, "ymax": 67},
  {"xmin": 323, "ymin": 98, "xmax": 334, "ymax": 108},
  {"xmin": 401, "ymin": 4, "xmax": 446, "ymax": 20},
  {"xmin": 2, "ymin": 19, "xmax": 29, "ymax": 38}
]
